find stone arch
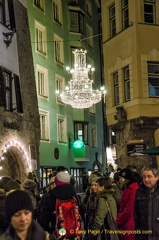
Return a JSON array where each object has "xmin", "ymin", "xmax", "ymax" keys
[{"xmin": 0, "ymin": 146, "xmax": 28, "ymax": 182}]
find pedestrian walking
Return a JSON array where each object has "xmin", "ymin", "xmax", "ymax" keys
[
  {"xmin": 135, "ymin": 166, "xmax": 159, "ymax": 240},
  {"xmin": 116, "ymin": 168, "xmax": 138, "ymax": 240}
]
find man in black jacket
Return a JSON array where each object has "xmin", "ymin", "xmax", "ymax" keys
[{"xmin": 134, "ymin": 166, "xmax": 159, "ymax": 240}]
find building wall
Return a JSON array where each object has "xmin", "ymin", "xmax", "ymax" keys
[
  {"xmin": 101, "ymin": 0, "xmax": 159, "ymax": 168},
  {"xmin": 0, "ymin": 0, "xmax": 40, "ymax": 181},
  {"xmin": 27, "ymin": 0, "xmax": 105, "ymax": 185}
]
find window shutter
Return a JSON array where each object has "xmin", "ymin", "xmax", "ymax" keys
[
  {"xmin": 0, "ymin": 67, "xmax": 6, "ymax": 107},
  {"xmin": 14, "ymin": 74, "xmax": 23, "ymax": 113},
  {"xmin": 7, "ymin": 0, "xmax": 16, "ymax": 30}
]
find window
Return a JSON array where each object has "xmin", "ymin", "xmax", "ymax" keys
[
  {"xmin": 70, "ymin": 11, "xmax": 84, "ymax": 34},
  {"xmin": 56, "ymin": 74, "xmax": 65, "ymax": 104},
  {"xmin": 0, "ymin": 68, "xmax": 23, "ymax": 113},
  {"xmin": 89, "ymin": 104, "xmax": 96, "ymax": 114},
  {"xmin": 39, "ymin": 110, "xmax": 49, "ymax": 141},
  {"xmin": 34, "ymin": 0, "xmax": 45, "ymax": 11},
  {"xmin": 124, "ymin": 66, "xmax": 130, "ymax": 101},
  {"xmin": 53, "ymin": 0, "xmax": 62, "ymax": 25},
  {"xmin": 148, "ymin": 62, "xmax": 159, "ymax": 97},
  {"xmin": 122, "ymin": 0, "xmax": 129, "ymax": 29},
  {"xmin": 57, "ymin": 114, "xmax": 67, "ymax": 143},
  {"xmin": 113, "ymin": 72, "xmax": 119, "ymax": 105},
  {"xmin": 91, "ymin": 125, "xmax": 97, "ymax": 148},
  {"xmin": 86, "ymin": 24, "xmax": 93, "ymax": 48},
  {"xmin": 144, "ymin": 0, "xmax": 155, "ymax": 24},
  {"xmin": 86, "ymin": 0, "xmax": 92, "ymax": 17},
  {"xmin": 0, "ymin": 0, "xmax": 5, "ymax": 24},
  {"xmin": 110, "ymin": 4, "xmax": 116, "ymax": 37},
  {"xmin": 36, "ymin": 64, "xmax": 48, "ymax": 98},
  {"xmin": 54, "ymin": 34, "xmax": 64, "ymax": 64},
  {"xmin": 35, "ymin": 20, "xmax": 47, "ymax": 55},
  {"xmin": 74, "ymin": 122, "xmax": 88, "ymax": 145}
]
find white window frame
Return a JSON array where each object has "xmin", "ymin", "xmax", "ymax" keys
[
  {"xmin": 57, "ymin": 114, "xmax": 67, "ymax": 144},
  {"xmin": 36, "ymin": 64, "xmax": 48, "ymax": 99},
  {"xmin": 86, "ymin": 0, "xmax": 92, "ymax": 17},
  {"xmin": 39, "ymin": 110, "xmax": 50, "ymax": 141},
  {"xmin": 54, "ymin": 34, "xmax": 64, "ymax": 64},
  {"xmin": 53, "ymin": 0, "xmax": 62, "ymax": 25},
  {"xmin": 55, "ymin": 74, "xmax": 65, "ymax": 104},
  {"xmin": 91, "ymin": 125, "xmax": 97, "ymax": 148},
  {"xmin": 86, "ymin": 24, "xmax": 93, "ymax": 48},
  {"xmin": 34, "ymin": 0, "xmax": 45, "ymax": 11},
  {"xmin": 35, "ymin": 20, "xmax": 47, "ymax": 56}
]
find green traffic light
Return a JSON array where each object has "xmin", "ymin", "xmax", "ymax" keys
[{"xmin": 73, "ymin": 140, "xmax": 84, "ymax": 149}]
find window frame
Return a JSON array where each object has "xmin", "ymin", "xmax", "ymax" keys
[
  {"xmin": 148, "ymin": 62, "xmax": 159, "ymax": 97},
  {"xmin": 69, "ymin": 11, "xmax": 84, "ymax": 34},
  {"xmin": 34, "ymin": 0, "xmax": 45, "ymax": 12},
  {"xmin": 122, "ymin": 0, "xmax": 129, "ymax": 29},
  {"xmin": 113, "ymin": 72, "xmax": 119, "ymax": 106},
  {"xmin": 74, "ymin": 121, "xmax": 88, "ymax": 145},
  {"xmin": 109, "ymin": 4, "xmax": 116, "ymax": 38},
  {"xmin": 53, "ymin": 0, "xmax": 62, "ymax": 25},
  {"xmin": 57, "ymin": 114, "xmax": 67, "ymax": 144},
  {"xmin": 55, "ymin": 74, "xmax": 65, "ymax": 104},
  {"xmin": 36, "ymin": 64, "xmax": 48, "ymax": 99},
  {"xmin": 39, "ymin": 109, "xmax": 50, "ymax": 141},
  {"xmin": 54, "ymin": 34, "xmax": 64, "ymax": 64},
  {"xmin": 35, "ymin": 20, "xmax": 47, "ymax": 56},
  {"xmin": 86, "ymin": 24, "xmax": 93, "ymax": 48},
  {"xmin": 90, "ymin": 125, "xmax": 97, "ymax": 148},
  {"xmin": 144, "ymin": 0, "xmax": 155, "ymax": 24},
  {"xmin": 124, "ymin": 66, "xmax": 130, "ymax": 102}
]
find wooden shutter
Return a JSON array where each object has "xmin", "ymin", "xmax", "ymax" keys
[
  {"xmin": 0, "ymin": 67, "xmax": 6, "ymax": 107},
  {"xmin": 14, "ymin": 74, "xmax": 23, "ymax": 113}
]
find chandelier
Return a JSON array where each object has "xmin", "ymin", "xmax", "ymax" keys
[{"xmin": 56, "ymin": 49, "xmax": 106, "ymax": 109}]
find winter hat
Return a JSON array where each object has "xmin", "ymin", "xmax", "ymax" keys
[
  {"xmin": 55, "ymin": 172, "xmax": 70, "ymax": 185},
  {"xmin": 22, "ymin": 179, "xmax": 36, "ymax": 191},
  {"xmin": 119, "ymin": 168, "xmax": 135, "ymax": 181},
  {"xmin": 4, "ymin": 180, "xmax": 21, "ymax": 193},
  {"xmin": 5, "ymin": 190, "xmax": 33, "ymax": 221},
  {"xmin": 0, "ymin": 176, "xmax": 12, "ymax": 189}
]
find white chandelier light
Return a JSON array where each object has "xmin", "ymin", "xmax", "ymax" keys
[{"xmin": 56, "ymin": 49, "xmax": 106, "ymax": 109}]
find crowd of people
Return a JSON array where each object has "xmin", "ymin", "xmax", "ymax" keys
[{"xmin": 0, "ymin": 164, "xmax": 159, "ymax": 240}]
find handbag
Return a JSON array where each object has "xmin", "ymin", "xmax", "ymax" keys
[{"xmin": 103, "ymin": 200, "xmax": 122, "ymax": 240}]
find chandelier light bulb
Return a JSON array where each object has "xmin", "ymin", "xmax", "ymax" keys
[
  {"xmin": 66, "ymin": 66, "xmax": 70, "ymax": 71},
  {"xmin": 91, "ymin": 68, "xmax": 95, "ymax": 71},
  {"xmin": 87, "ymin": 64, "xmax": 91, "ymax": 69},
  {"xmin": 55, "ymin": 90, "xmax": 59, "ymax": 94},
  {"xmin": 65, "ymin": 86, "xmax": 69, "ymax": 90}
]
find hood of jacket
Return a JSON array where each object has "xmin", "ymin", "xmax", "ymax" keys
[{"xmin": 49, "ymin": 184, "xmax": 76, "ymax": 200}]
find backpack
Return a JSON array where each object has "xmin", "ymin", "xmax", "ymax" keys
[{"xmin": 54, "ymin": 196, "xmax": 83, "ymax": 239}]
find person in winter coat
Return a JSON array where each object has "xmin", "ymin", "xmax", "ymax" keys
[
  {"xmin": 112, "ymin": 172, "xmax": 122, "ymax": 211},
  {"xmin": 22, "ymin": 178, "xmax": 39, "ymax": 219},
  {"xmin": 134, "ymin": 166, "xmax": 159, "ymax": 240},
  {"xmin": 0, "ymin": 190, "xmax": 46, "ymax": 240},
  {"xmin": 90, "ymin": 177, "xmax": 117, "ymax": 240},
  {"xmin": 116, "ymin": 168, "xmax": 138, "ymax": 240},
  {"xmin": 40, "ymin": 172, "xmax": 83, "ymax": 235}
]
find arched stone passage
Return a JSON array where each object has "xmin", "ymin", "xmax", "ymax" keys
[{"xmin": 0, "ymin": 146, "xmax": 28, "ymax": 182}]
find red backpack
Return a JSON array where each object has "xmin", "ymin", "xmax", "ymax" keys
[{"xmin": 54, "ymin": 196, "xmax": 83, "ymax": 239}]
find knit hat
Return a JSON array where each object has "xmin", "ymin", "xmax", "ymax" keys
[
  {"xmin": 0, "ymin": 176, "xmax": 12, "ymax": 189},
  {"xmin": 5, "ymin": 190, "xmax": 33, "ymax": 221},
  {"xmin": 4, "ymin": 180, "xmax": 21, "ymax": 193},
  {"xmin": 119, "ymin": 168, "xmax": 134, "ymax": 181},
  {"xmin": 55, "ymin": 172, "xmax": 70, "ymax": 185},
  {"xmin": 22, "ymin": 179, "xmax": 36, "ymax": 191}
]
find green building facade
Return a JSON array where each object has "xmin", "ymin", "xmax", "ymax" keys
[{"xmin": 27, "ymin": 0, "xmax": 105, "ymax": 189}]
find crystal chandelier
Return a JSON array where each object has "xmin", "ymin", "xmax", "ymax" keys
[{"xmin": 56, "ymin": 49, "xmax": 106, "ymax": 109}]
